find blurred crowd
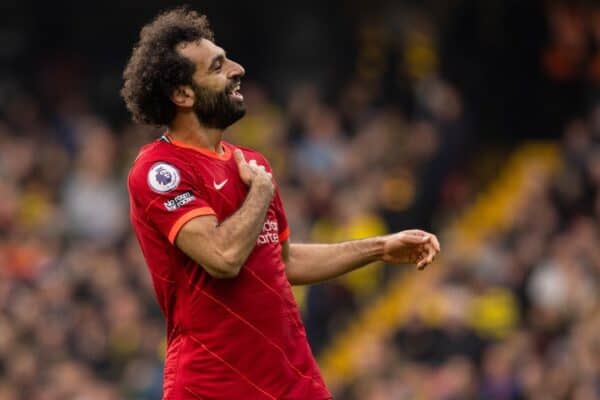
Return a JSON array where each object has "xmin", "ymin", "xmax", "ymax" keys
[
  {"xmin": 339, "ymin": 103, "xmax": 600, "ymax": 399},
  {"xmin": 1, "ymin": 1, "xmax": 599, "ymax": 399},
  {"xmin": 540, "ymin": 0, "xmax": 600, "ymax": 136}
]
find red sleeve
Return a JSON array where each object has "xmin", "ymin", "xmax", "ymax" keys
[{"xmin": 129, "ymin": 160, "xmax": 215, "ymax": 244}]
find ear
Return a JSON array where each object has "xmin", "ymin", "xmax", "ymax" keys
[{"xmin": 170, "ymin": 86, "xmax": 195, "ymax": 108}]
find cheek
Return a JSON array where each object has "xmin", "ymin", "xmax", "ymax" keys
[{"xmin": 196, "ymin": 75, "xmax": 228, "ymax": 92}]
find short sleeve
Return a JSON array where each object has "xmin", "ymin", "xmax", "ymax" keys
[{"xmin": 129, "ymin": 160, "xmax": 216, "ymax": 244}]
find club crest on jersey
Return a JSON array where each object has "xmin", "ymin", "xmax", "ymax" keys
[{"xmin": 148, "ymin": 162, "xmax": 180, "ymax": 193}]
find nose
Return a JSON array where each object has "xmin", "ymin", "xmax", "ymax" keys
[{"xmin": 228, "ymin": 60, "xmax": 245, "ymax": 79}]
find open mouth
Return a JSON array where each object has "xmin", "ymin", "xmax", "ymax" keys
[{"xmin": 228, "ymin": 82, "xmax": 243, "ymax": 101}]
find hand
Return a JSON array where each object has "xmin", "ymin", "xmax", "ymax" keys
[
  {"xmin": 234, "ymin": 149, "xmax": 274, "ymax": 194},
  {"xmin": 381, "ymin": 229, "xmax": 440, "ymax": 270}
]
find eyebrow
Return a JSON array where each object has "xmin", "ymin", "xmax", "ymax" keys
[{"xmin": 208, "ymin": 53, "xmax": 226, "ymax": 71}]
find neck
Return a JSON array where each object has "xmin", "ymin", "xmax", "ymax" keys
[{"xmin": 168, "ymin": 111, "xmax": 225, "ymax": 153}]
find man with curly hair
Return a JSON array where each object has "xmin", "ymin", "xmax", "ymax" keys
[{"xmin": 123, "ymin": 7, "xmax": 440, "ymax": 400}]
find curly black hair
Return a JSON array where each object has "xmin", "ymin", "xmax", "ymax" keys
[{"xmin": 121, "ymin": 7, "xmax": 214, "ymax": 126}]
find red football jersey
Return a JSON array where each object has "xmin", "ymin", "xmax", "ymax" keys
[{"xmin": 128, "ymin": 135, "xmax": 331, "ymax": 400}]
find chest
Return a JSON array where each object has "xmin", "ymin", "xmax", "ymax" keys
[{"xmin": 192, "ymin": 159, "xmax": 275, "ymax": 222}]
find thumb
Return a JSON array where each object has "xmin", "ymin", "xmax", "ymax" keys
[{"xmin": 234, "ymin": 149, "xmax": 246, "ymax": 166}]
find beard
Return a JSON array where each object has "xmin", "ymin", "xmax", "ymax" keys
[{"xmin": 191, "ymin": 81, "xmax": 246, "ymax": 130}]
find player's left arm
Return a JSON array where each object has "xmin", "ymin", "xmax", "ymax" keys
[{"xmin": 281, "ymin": 230, "xmax": 441, "ymax": 285}]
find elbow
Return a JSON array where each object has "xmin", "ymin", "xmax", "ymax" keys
[
  {"xmin": 178, "ymin": 229, "xmax": 244, "ymax": 279},
  {"xmin": 208, "ymin": 251, "xmax": 243, "ymax": 279},
  {"xmin": 187, "ymin": 250, "xmax": 242, "ymax": 279},
  {"xmin": 221, "ymin": 253, "xmax": 244, "ymax": 277},
  {"xmin": 204, "ymin": 261, "xmax": 241, "ymax": 279},
  {"xmin": 208, "ymin": 267, "xmax": 240, "ymax": 279},
  {"xmin": 217, "ymin": 262, "xmax": 242, "ymax": 279}
]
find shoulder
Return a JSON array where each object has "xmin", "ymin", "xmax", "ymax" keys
[{"xmin": 128, "ymin": 141, "xmax": 193, "ymax": 193}]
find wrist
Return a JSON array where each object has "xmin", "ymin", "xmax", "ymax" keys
[
  {"xmin": 369, "ymin": 236, "xmax": 386, "ymax": 262},
  {"xmin": 250, "ymin": 176, "xmax": 274, "ymax": 195}
]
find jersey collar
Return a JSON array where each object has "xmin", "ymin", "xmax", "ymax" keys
[{"xmin": 163, "ymin": 133, "xmax": 232, "ymax": 161}]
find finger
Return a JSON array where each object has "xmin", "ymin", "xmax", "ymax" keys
[
  {"xmin": 234, "ymin": 149, "xmax": 246, "ymax": 165},
  {"xmin": 400, "ymin": 234, "xmax": 429, "ymax": 245},
  {"xmin": 410, "ymin": 231, "xmax": 432, "ymax": 243},
  {"xmin": 426, "ymin": 245, "xmax": 436, "ymax": 264},
  {"xmin": 414, "ymin": 245, "xmax": 433, "ymax": 265},
  {"xmin": 418, "ymin": 251, "xmax": 434, "ymax": 269},
  {"xmin": 419, "ymin": 246, "xmax": 430, "ymax": 260},
  {"xmin": 426, "ymin": 251, "xmax": 434, "ymax": 264},
  {"xmin": 249, "ymin": 159, "xmax": 258, "ymax": 167},
  {"xmin": 429, "ymin": 234, "xmax": 441, "ymax": 252},
  {"xmin": 416, "ymin": 234, "xmax": 439, "ymax": 253},
  {"xmin": 422, "ymin": 251, "xmax": 432, "ymax": 265},
  {"xmin": 407, "ymin": 231, "xmax": 440, "ymax": 250},
  {"xmin": 423, "ymin": 242, "xmax": 435, "ymax": 258}
]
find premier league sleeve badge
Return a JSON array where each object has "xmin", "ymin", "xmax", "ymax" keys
[{"xmin": 147, "ymin": 162, "xmax": 181, "ymax": 193}]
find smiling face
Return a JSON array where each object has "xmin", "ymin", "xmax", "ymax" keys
[{"xmin": 177, "ymin": 39, "xmax": 246, "ymax": 130}]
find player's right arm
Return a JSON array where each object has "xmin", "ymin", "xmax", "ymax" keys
[{"xmin": 175, "ymin": 149, "xmax": 274, "ymax": 278}]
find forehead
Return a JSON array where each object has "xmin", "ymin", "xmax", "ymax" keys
[{"xmin": 176, "ymin": 38, "xmax": 223, "ymax": 70}]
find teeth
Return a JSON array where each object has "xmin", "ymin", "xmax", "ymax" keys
[{"xmin": 229, "ymin": 83, "xmax": 241, "ymax": 96}]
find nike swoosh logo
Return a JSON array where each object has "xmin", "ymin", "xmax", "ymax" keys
[{"xmin": 213, "ymin": 179, "xmax": 228, "ymax": 190}]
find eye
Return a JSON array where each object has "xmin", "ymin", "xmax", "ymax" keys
[{"xmin": 214, "ymin": 62, "xmax": 223, "ymax": 71}]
